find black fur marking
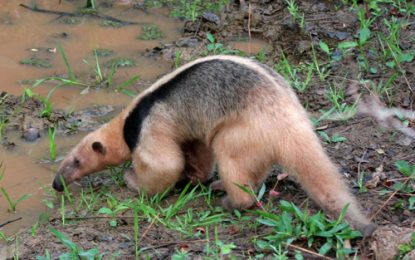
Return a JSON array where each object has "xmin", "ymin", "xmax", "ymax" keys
[{"xmin": 123, "ymin": 59, "xmax": 265, "ymax": 151}]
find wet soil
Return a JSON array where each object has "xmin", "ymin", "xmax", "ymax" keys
[{"xmin": 1, "ymin": 0, "xmax": 415, "ymax": 259}]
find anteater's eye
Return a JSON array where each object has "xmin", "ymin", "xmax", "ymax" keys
[{"xmin": 74, "ymin": 158, "xmax": 80, "ymax": 167}]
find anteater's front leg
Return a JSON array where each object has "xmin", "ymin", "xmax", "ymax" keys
[{"xmin": 124, "ymin": 133, "xmax": 185, "ymax": 195}]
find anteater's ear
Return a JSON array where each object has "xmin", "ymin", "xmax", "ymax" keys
[{"xmin": 92, "ymin": 141, "xmax": 106, "ymax": 155}]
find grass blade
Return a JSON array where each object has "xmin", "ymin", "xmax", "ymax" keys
[
  {"xmin": 1, "ymin": 187, "xmax": 15, "ymax": 211},
  {"xmin": 56, "ymin": 42, "xmax": 76, "ymax": 82},
  {"xmin": 115, "ymin": 75, "xmax": 140, "ymax": 92}
]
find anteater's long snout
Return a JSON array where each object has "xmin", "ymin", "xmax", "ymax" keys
[{"xmin": 52, "ymin": 174, "xmax": 64, "ymax": 192}]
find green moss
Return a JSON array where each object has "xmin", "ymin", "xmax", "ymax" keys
[
  {"xmin": 104, "ymin": 58, "xmax": 136, "ymax": 68},
  {"xmin": 58, "ymin": 16, "xmax": 82, "ymax": 25},
  {"xmin": 100, "ymin": 19, "xmax": 123, "ymax": 28},
  {"xmin": 20, "ymin": 57, "xmax": 52, "ymax": 68},
  {"xmin": 138, "ymin": 25, "xmax": 164, "ymax": 40},
  {"xmin": 94, "ymin": 48, "xmax": 113, "ymax": 57}
]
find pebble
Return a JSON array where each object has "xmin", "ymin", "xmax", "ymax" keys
[
  {"xmin": 326, "ymin": 30, "xmax": 351, "ymax": 40},
  {"xmin": 23, "ymin": 127, "xmax": 40, "ymax": 142},
  {"xmin": 296, "ymin": 40, "xmax": 311, "ymax": 53},
  {"xmin": 202, "ymin": 12, "xmax": 220, "ymax": 25},
  {"xmin": 176, "ymin": 37, "xmax": 199, "ymax": 48}
]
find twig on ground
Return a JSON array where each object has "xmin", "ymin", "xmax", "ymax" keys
[
  {"xmin": 369, "ymin": 178, "xmax": 410, "ymax": 221},
  {"xmin": 285, "ymin": 242, "xmax": 333, "ymax": 260},
  {"xmin": 138, "ymin": 214, "xmax": 159, "ymax": 243},
  {"xmin": 247, "ymin": 3, "xmax": 252, "ymax": 53},
  {"xmin": 19, "ymin": 3, "xmax": 140, "ymax": 26},
  {"xmin": 139, "ymin": 239, "xmax": 208, "ymax": 252},
  {"xmin": 0, "ymin": 217, "xmax": 22, "ymax": 228}
]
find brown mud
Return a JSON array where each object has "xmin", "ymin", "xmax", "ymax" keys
[{"xmin": 0, "ymin": 0, "xmax": 414, "ymax": 259}]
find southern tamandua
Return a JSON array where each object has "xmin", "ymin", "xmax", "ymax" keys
[{"xmin": 52, "ymin": 55, "xmax": 376, "ymax": 236}]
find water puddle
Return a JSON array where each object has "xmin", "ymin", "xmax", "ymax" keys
[
  {"xmin": 229, "ymin": 38, "xmax": 269, "ymax": 54},
  {"xmin": 0, "ymin": 132, "xmax": 85, "ymax": 236},
  {"xmin": 0, "ymin": 0, "xmax": 182, "ymax": 236}
]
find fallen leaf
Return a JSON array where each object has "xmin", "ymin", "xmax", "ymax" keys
[{"xmin": 366, "ymin": 164, "xmax": 386, "ymax": 189}]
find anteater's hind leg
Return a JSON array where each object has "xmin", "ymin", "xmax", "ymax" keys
[
  {"xmin": 125, "ymin": 131, "xmax": 185, "ymax": 196},
  {"xmin": 211, "ymin": 120, "xmax": 272, "ymax": 210},
  {"xmin": 275, "ymin": 118, "xmax": 376, "ymax": 236},
  {"xmin": 181, "ymin": 140, "xmax": 215, "ymax": 184}
]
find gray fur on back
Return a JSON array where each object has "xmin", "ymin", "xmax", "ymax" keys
[{"xmin": 124, "ymin": 58, "xmax": 275, "ymax": 150}]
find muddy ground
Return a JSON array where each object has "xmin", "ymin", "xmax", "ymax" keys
[{"xmin": 1, "ymin": 0, "xmax": 415, "ymax": 259}]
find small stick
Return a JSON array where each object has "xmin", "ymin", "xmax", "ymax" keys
[
  {"xmin": 19, "ymin": 3, "xmax": 140, "ymax": 26},
  {"xmin": 247, "ymin": 3, "xmax": 252, "ymax": 53},
  {"xmin": 369, "ymin": 178, "xmax": 410, "ymax": 221},
  {"xmin": 138, "ymin": 214, "xmax": 159, "ymax": 243},
  {"xmin": 0, "ymin": 217, "xmax": 22, "ymax": 228},
  {"xmin": 285, "ymin": 243, "xmax": 333, "ymax": 260},
  {"xmin": 139, "ymin": 239, "xmax": 208, "ymax": 252}
]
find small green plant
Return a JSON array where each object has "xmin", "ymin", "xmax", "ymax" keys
[
  {"xmin": 41, "ymin": 227, "xmax": 104, "ymax": 259},
  {"xmin": 146, "ymin": 0, "xmax": 229, "ymax": 21},
  {"xmin": 60, "ymin": 175, "xmax": 73, "ymax": 205},
  {"xmin": 325, "ymin": 83, "xmax": 358, "ymax": 121},
  {"xmin": 1, "ymin": 187, "xmax": 31, "ymax": 213},
  {"xmin": 75, "ymin": 184, "xmax": 101, "ymax": 212},
  {"xmin": 256, "ymin": 201, "xmax": 361, "ymax": 258},
  {"xmin": 171, "ymin": 249, "xmax": 190, "ymax": 260},
  {"xmin": 98, "ymin": 194, "xmax": 132, "ymax": 227},
  {"xmin": 395, "ymin": 160, "xmax": 415, "ymax": 177},
  {"xmin": 318, "ymin": 131, "xmax": 347, "ymax": 144},
  {"xmin": 205, "ymin": 33, "xmax": 245, "ymax": 56},
  {"xmin": 48, "ymin": 127, "xmax": 57, "ymax": 161},
  {"xmin": 274, "ymin": 52, "xmax": 313, "ymax": 92},
  {"xmin": 311, "ymin": 43, "xmax": 330, "ymax": 81},
  {"xmin": 398, "ymin": 232, "xmax": 415, "ymax": 259},
  {"xmin": 0, "ymin": 161, "xmax": 31, "ymax": 213},
  {"xmin": 255, "ymin": 48, "xmax": 267, "ymax": 63},
  {"xmin": 0, "ymin": 231, "xmax": 11, "ymax": 242},
  {"xmin": 206, "ymin": 32, "xmax": 224, "ymax": 55},
  {"xmin": 93, "ymin": 49, "xmax": 104, "ymax": 83},
  {"xmin": 285, "ymin": 0, "xmax": 305, "ymax": 28},
  {"xmin": 175, "ymin": 50, "xmax": 182, "ymax": 68},
  {"xmin": 138, "ymin": 24, "xmax": 164, "ymax": 40},
  {"xmin": 61, "ymin": 195, "xmax": 66, "ymax": 225}
]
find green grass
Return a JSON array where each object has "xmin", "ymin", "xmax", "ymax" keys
[
  {"xmin": 1, "ymin": 187, "xmax": 31, "ymax": 213},
  {"xmin": 256, "ymin": 202, "xmax": 361, "ymax": 258},
  {"xmin": 47, "ymin": 127, "xmax": 57, "ymax": 161},
  {"xmin": 274, "ymin": 52, "xmax": 313, "ymax": 92},
  {"xmin": 285, "ymin": 0, "xmax": 305, "ymax": 28},
  {"xmin": 19, "ymin": 158, "xmax": 369, "ymax": 259},
  {"xmin": 21, "ymin": 44, "xmax": 140, "ymax": 121},
  {"xmin": 144, "ymin": 0, "xmax": 230, "ymax": 21}
]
